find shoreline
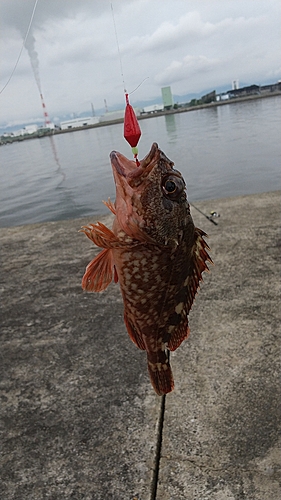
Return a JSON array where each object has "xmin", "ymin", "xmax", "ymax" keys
[
  {"xmin": 1, "ymin": 91, "xmax": 281, "ymax": 145},
  {"xmin": 1, "ymin": 188, "xmax": 280, "ymax": 230}
]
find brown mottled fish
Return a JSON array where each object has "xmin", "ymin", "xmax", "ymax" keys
[{"xmin": 81, "ymin": 143, "xmax": 212, "ymax": 395}]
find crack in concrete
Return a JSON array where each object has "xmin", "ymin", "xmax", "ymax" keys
[
  {"xmin": 150, "ymin": 394, "xmax": 166, "ymax": 500},
  {"xmin": 160, "ymin": 455, "xmax": 281, "ymax": 477}
]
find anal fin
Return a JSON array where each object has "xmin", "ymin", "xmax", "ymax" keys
[{"xmin": 168, "ymin": 322, "xmax": 190, "ymax": 351}]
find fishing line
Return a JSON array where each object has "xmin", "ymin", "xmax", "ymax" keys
[
  {"xmin": 110, "ymin": 3, "xmax": 148, "ymax": 97},
  {"xmin": 129, "ymin": 77, "xmax": 149, "ymax": 96},
  {"xmin": 111, "ymin": 1, "xmax": 143, "ymax": 165},
  {"xmin": 0, "ymin": 0, "xmax": 39, "ymax": 95},
  {"xmin": 189, "ymin": 202, "xmax": 219, "ymax": 225},
  {"xmin": 111, "ymin": 2, "xmax": 126, "ymax": 92}
]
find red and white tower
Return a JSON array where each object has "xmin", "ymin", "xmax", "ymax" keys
[{"xmin": 40, "ymin": 93, "xmax": 51, "ymax": 126}]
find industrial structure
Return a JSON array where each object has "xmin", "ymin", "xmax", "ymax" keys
[
  {"xmin": 40, "ymin": 93, "xmax": 51, "ymax": 126},
  {"xmin": 161, "ymin": 86, "xmax": 174, "ymax": 109},
  {"xmin": 201, "ymin": 90, "xmax": 216, "ymax": 104},
  {"xmin": 232, "ymin": 80, "xmax": 239, "ymax": 90},
  {"xmin": 60, "ymin": 116, "xmax": 99, "ymax": 130},
  {"xmin": 99, "ymin": 110, "xmax": 127, "ymax": 123},
  {"xmin": 141, "ymin": 104, "xmax": 164, "ymax": 114},
  {"xmin": 2, "ymin": 81, "xmax": 280, "ymax": 144},
  {"xmin": 140, "ymin": 86, "xmax": 173, "ymax": 115},
  {"xmin": 215, "ymin": 82, "xmax": 281, "ymax": 101}
]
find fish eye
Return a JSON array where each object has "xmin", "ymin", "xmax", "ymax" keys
[
  {"xmin": 162, "ymin": 175, "xmax": 185, "ymax": 200},
  {"xmin": 165, "ymin": 180, "xmax": 177, "ymax": 193}
]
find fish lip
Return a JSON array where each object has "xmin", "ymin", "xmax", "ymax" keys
[
  {"xmin": 110, "ymin": 142, "xmax": 160, "ymax": 180},
  {"xmin": 110, "ymin": 151, "xmax": 131, "ymax": 177}
]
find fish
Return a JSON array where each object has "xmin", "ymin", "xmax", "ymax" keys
[{"xmin": 81, "ymin": 143, "xmax": 212, "ymax": 395}]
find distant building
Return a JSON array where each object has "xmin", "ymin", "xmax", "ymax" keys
[
  {"xmin": 216, "ymin": 81, "xmax": 281, "ymax": 102},
  {"xmin": 260, "ymin": 82, "xmax": 281, "ymax": 93},
  {"xmin": 161, "ymin": 86, "xmax": 174, "ymax": 109},
  {"xmin": 201, "ymin": 90, "xmax": 216, "ymax": 104},
  {"xmin": 227, "ymin": 84, "xmax": 260, "ymax": 98},
  {"xmin": 23, "ymin": 124, "xmax": 38, "ymax": 134},
  {"xmin": 12, "ymin": 129, "xmax": 25, "ymax": 137},
  {"xmin": 232, "ymin": 80, "xmax": 239, "ymax": 90},
  {"xmin": 99, "ymin": 110, "xmax": 124, "ymax": 123},
  {"xmin": 99, "ymin": 108, "xmax": 142, "ymax": 123},
  {"xmin": 142, "ymin": 104, "xmax": 164, "ymax": 114},
  {"xmin": 216, "ymin": 94, "xmax": 229, "ymax": 102},
  {"xmin": 60, "ymin": 116, "xmax": 99, "ymax": 130},
  {"xmin": 217, "ymin": 83, "xmax": 261, "ymax": 101},
  {"xmin": 43, "ymin": 123, "xmax": 56, "ymax": 130}
]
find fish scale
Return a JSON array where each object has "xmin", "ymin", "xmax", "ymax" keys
[{"xmin": 81, "ymin": 143, "xmax": 212, "ymax": 395}]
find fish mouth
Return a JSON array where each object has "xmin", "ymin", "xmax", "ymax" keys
[{"xmin": 110, "ymin": 142, "xmax": 160, "ymax": 185}]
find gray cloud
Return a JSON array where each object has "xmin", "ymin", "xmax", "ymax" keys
[
  {"xmin": 0, "ymin": 0, "xmax": 109, "ymax": 32},
  {"xmin": 155, "ymin": 55, "xmax": 221, "ymax": 86},
  {"xmin": 0, "ymin": 0, "xmax": 280, "ymax": 128}
]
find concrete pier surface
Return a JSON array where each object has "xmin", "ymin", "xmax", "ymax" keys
[{"xmin": 1, "ymin": 191, "xmax": 280, "ymax": 500}]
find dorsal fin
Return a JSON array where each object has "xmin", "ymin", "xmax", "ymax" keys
[{"xmin": 167, "ymin": 228, "xmax": 212, "ymax": 351}]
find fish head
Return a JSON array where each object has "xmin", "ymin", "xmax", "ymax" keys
[{"xmin": 110, "ymin": 142, "xmax": 193, "ymax": 246}]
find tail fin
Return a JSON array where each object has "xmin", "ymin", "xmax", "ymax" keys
[{"xmin": 147, "ymin": 351, "xmax": 174, "ymax": 395}]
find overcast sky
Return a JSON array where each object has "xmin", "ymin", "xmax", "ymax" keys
[{"xmin": 0, "ymin": 0, "xmax": 280, "ymax": 128}]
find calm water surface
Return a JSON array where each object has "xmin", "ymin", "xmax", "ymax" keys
[{"xmin": 0, "ymin": 96, "xmax": 280, "ymax": 227}]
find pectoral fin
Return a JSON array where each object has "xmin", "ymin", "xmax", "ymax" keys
[
  {"xmin": 80, "ymin": 222, "xmax": 120, "ymax": 249},
  {"xmin": 82, "ymin": 248, "xmax": 116, "ymax": 292},
  {"xmin": 103, "ymin": 198, "xmax": 116, "ymax": 215}
]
